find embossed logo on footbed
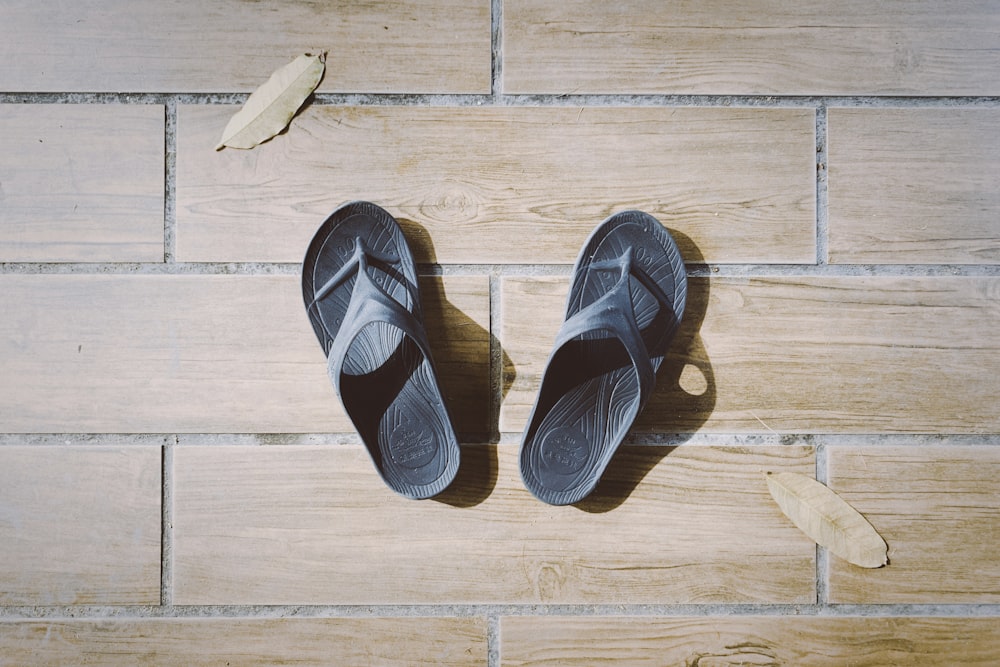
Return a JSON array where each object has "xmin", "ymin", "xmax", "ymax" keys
[
  {"xmin": 389, "ymin": 421, "xmax": 437, "ymax": 469},
  {"xmin": 539, "ymin": 426, "xmax": 590, "ymax": 476}
]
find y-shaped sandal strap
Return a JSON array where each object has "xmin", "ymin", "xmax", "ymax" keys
[
  {"xmin": 310, "ymin": 237, "xmax": 432, "ymax": 393},
  {"xmin": 552, "ymin": 248, "xmax": 672, "ymax": 407}
]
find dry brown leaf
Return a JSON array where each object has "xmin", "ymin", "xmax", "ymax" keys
[
  {"xmin": 766, "ymin": 471, "xmax": 888, "ymax": 568},
  {"xmin": 215, "ymin": 52, "xmax": 326, "ymax": 150}
]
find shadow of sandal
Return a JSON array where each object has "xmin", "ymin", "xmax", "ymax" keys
[
  {"xmin": 398, "ymin": 216, "xmax": 513, "ymax": 506},
  {"xmin": 576, "ymin": 229, "xmax": 716, "ymax": 513},
  {"xmin": 432, "ymin": 443, "xmax": 499, "ymax": 508}
]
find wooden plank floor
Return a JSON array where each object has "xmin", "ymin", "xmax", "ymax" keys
[
  {"xmin": 0, "ymin": 105, "xmax": 164, "ymax": 262},
  {"xmin": 0, "ymin": 0, "xmax": 491, "ymax": 93},
  {"xmin": 501, "ymin": 616, "xmax": 1000, "ymax": 666},
  {"xmin": 172, "ymin": 445, "xmax": 814, "ymax": 605},
  {"xmin": 0, "ymin": 275, "xmax": 489, "ymax": 433},
  {"xmin": 1, "ymin": 1, "xmax": 999, "ymax": 664},
  {"xmin": 0, "ymin": 618, "xmax": 487, "ymax": 667},
  {"xmin": 503, "ymin": 0, "xmax": 1000, "ymax": 95},
  {"xmin": 177, "ymin": 105, "xmax": 815, "ymax": 264},
  {"xmin": 0, "ymin": 447, "xmax": 161, "ymax": 605},
  {"xmin": 828, "ymin": 108, "xmax": 1000, "ymax": 264}
]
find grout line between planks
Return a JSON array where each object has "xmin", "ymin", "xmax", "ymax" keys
[
  {"xmin": 160, "ymin": 439, "xmax": 175, "ymax": 606},
  {"xmin": 490, "ymin": 0, "xmax": 503, "ymax": 101},
  {"xmin": 487, "ymin": 612, "xmax": 501, "ymax": 667},
  {"xmin": 5, "ymin": 433, "xmax": 1000, "ymax": 448},
  {"xmin": 3, "ymin": 262, "xmax": 1000, "ymax": 277},
  {"xmin": 3, "ymin": 603, "xmax": 1000, "ymax": 620},
  {"xmin": 488, "ymin": 272, "xmax": 504, "ymax": 443},
  {"xmin": 164, "ymin": 99, "xmax": 177, "ymax": 264},
  {"xmin": 815, "ymin": 442, "xmax": 830, "ymax": 605},
  {"xmin": 4, "ymin": 92, "xmax": 1000, "ymax": 108},
  {"xmin": 815, "ymin": 104, "xmax": 829, "ymax": 266}
]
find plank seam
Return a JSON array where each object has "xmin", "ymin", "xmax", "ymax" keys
[
  {"xmin": 4, "ymin": 92, "xmax": 1000, "ymax": 107},
  {"xmin": 2, "ymin": 603, "xmax": 1000, "ymax": 620},
  {"xmin": 160, "ymin": 440, "xmax": 175, "ymax": 606},
  {"xmin": 490, "ymin": 0, "xmax": 503, "ymax": 100},
  {"xmin": 487, "ymin": 612, "xmax": 501, "ymax": 667},
  {"xmin": 815, "ymin": 104, "xmax": 829, "ymax": 266},
  {"xmin": 489, "ymin": 272, "xmax": 503, "ymax": 443},
  {"xmin": 164, "ymin": 99, "xmax": 177, "ymax": 264},
  {"xmin": 815, "ymin": 442, "xmax": 830, "ymax": 605},
  {"xmin": 4, "ymin": 433, "xmax": 1000, "ymax": 447},
  {"xmin": 3, "ymin": 263, "xmax": 1000, "ymax": 277}
]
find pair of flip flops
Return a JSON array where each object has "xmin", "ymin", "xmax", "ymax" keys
[{"xmin": 302, "ymin": 202, "xmax": 686, "ymax": 504}]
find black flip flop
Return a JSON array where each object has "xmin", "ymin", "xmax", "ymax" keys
[
  {"xmin": 519, "ymin": 211, "xmax": 687, "ymax": 505},
  {"xmin": 302, "ymin": 201, "xmax": 459, "ymax": 499}
]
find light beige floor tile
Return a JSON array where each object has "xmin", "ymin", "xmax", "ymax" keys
[
  {"xmin": 0, "ymin": 446, "xmax": 160, "ymax": 605},
  {"xmin": 829, "ymin": 108, "xmax": 1000, "ymax": 264},
  {"xmin": 0, "ymin": 105, "xmax": 163, "ymax": 262},
  {"xmin": 177, "ymin": 105, "xmax": 815, "ymax": 264},
  {"xmin": 501, "ymin": 276, "xmax": 1000, "ymax": 434},
  {"xmin": 0, "ymin": 617, "xmax": 486, "ymax": 667},
  {"xmin": 504, "ymin": 0, "xmax": 1000, "ymax": 95},
  {"xmin": 501, "ymin": 616, "xmax": 1000, "ymax": 666},
  {"xmin": 173, "ymin": 444, "xmax": 815, "ymax": 605},
  {"xmin": 0, "ymin": 275, "xmax": 488, "ymax": 434},
  {"xmin": 0, "ymin": 1, "xmax": 490, "ymax": 93},
  {"xmin": 828, "ymin": 445, "xmax": 1000, "ymax": 603}
]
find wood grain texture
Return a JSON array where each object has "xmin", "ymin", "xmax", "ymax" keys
[
  {"xmin": 500, "ymin": 276, "xmax": 1000, "ymax": 434},
  {"xmin": 0, "ymin": 275, "xmax": 488, "ymax": 434},
  {"xmin": 0, "ymin": 617, "xmax": 486, "ymax": 667},
  {"xmin": 173, "ymin": 444, "xmax": 815, "ymax": 605},
  {"xmin": 0, "ymin": 1, "xmax": 490, "ymax": 94},
  {"xmin": 503, "ymin": 0, "xmax": 1000, "ymax": 95},
  {"xmin": 501, "ymin": 616, "xmax": 1000, "ymax": 666},
  {"xmin": 176, "ymin": 105, "xmax": 815, "ymax": 264},
  {"xmin": 828, "ymin": 445, "xmax": 1000, "ymax": 603},
  {"xmin": 0, "ymin": 105, "xmax": 164, "ymax": 262},
  {"xmin": 829, "ymin": 108, "xmax": 1000, "ymax": 264},
  {"xmin": 0, "ymin": 446, "xmax": 160, "ymax": 605}
]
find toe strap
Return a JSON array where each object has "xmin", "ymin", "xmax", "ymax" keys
[
  {"xmin": 551, "ymin": 253, "xmax": 659, "ymax": 405},
  {"xmin": 315, "ymin": 238, "xmax": 432, "ymax": 391}
]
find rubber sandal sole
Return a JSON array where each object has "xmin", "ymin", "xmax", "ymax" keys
[
  {"xmin": 520, "ymin": 210, "xmax": 687, "ymax": 505},
  {"xmin": 302, "ymin": 201, "xmax": 459, "ymax": 499}
]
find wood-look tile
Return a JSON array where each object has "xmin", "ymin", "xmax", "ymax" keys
[
  {"xmin": 0, "ymin": 1, "xmax": 490, "ymax": 93},
  {"xmin": 828, "ymin": 445, "xmax": 1000, "ymax": 603},
  {"xmin": 0, "ymin": 105, "xmax": 164, "ymax": 262},
  {"xmin": 501, "ymin": 616, "xmax": 1000, "ymax": 666},
  {"xmin": 0, "ymin": 617, "xmax": 486, "ymax": 667},
  {"xmin": 503, "ymin": 0, "xmax": 1000, "ymax": 95},
  {"xmin": 176, "ymin": 105, "xmax": 815, "ymax": 264},
  {"xmin": 0, "ymin": 275, "xmax": 488, "ymax": 434},
  {"xmin": 173, "ymin": 444, "xmax": 815, "ymax": 605},
  {"xmin": 0, "ymin": 446, "xmax": 160, "ymax": 605},
  {"xmin": 829, "ymin": 108, "xmax": 1000, "ymax": 264},
  {"xmin": 500, "ymin": 276, "xmax": 1000, "ymax": 434}
]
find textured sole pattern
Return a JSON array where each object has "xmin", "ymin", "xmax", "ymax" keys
[
  {"xmin": 304, "ymin": 202, "xmax": 459, "ymax": 499},
  {"xmin": 521, "ymin": 211, "xmax": 687, "ymax": 505}
]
